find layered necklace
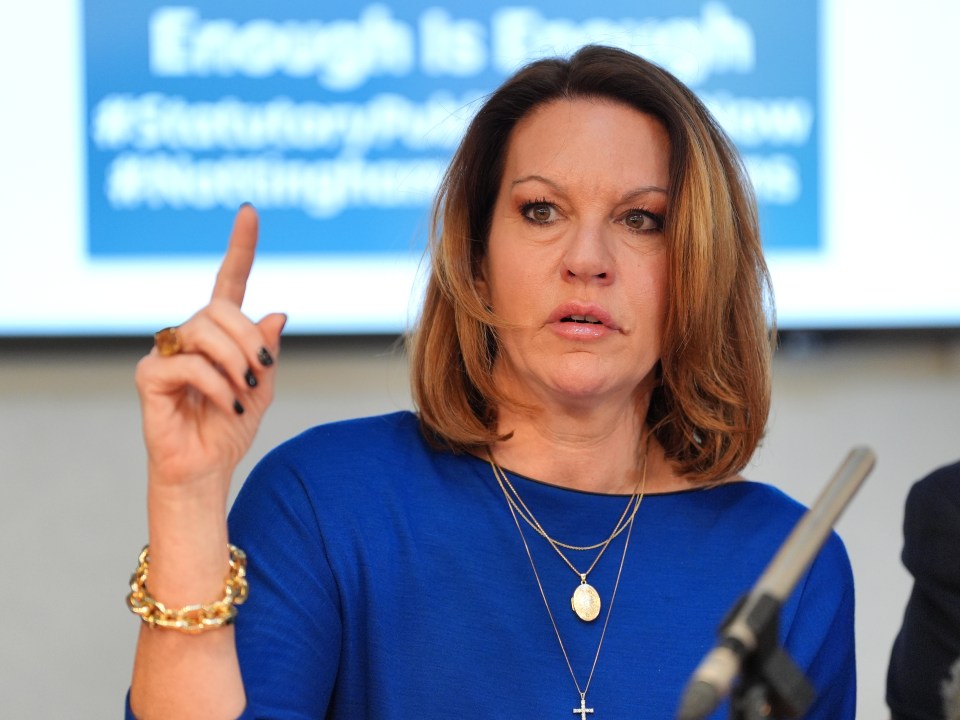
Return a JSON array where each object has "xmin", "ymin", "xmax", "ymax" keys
[
  {"xmin": 493, "ymin": 461, "xmax": 644, "ymax": 622},
  {"xmin": 489, "ymin": 451, "xmax": 648, "ymax": 718}
]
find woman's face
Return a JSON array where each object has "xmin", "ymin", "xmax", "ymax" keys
[{"xmin": 477, "ymin": 98, "xmax": 670, "ymax": 409}]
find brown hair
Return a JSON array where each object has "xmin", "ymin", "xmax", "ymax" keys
[{"xmin": 408, "ymin": 45, "xmax": 774, "ymax": 484}]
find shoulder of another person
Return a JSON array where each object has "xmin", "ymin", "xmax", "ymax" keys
[
  {"xmin": 913, "ymin": 460, "xmax": 960, "ymax": 496},
  {"xmin": 906, "ymin": 460, "xmax": 960, "ymax": 518}
]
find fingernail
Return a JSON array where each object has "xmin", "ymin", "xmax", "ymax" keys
[
  {"xmin": 245, "ymin": 369, "xmax": 258, "ymax": 388},
  {"xmin": 258, "ymin": 347, "xmax": 274, "ymax": 367},
  {"xmin": 233, "ymin": 400, "xmax": 245, "ymax": 415}
]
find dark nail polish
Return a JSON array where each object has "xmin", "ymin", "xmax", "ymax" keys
[
  {"xmin": 258, "ymin": 347, "xmax": 274, "ymax": 367},
  {"xmin": 233, "ymin": 400, "xmax": 245, "ymax": 415},
  {"xmin": 245, "ymin": 369, "xmax": 258, "ymax": 388}
]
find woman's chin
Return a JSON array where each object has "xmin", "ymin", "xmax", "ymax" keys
[
  {"xmin": 495, "ymin": 351, "xmax": 653, "ymax": 409},
  {"xmin": 541, "ymin": 374, "xmax": 632, "ymax": 407}
]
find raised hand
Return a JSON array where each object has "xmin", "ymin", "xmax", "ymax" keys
[
  {"xmin": 130, "ymin": 205, "xmax": 283, "ymax": 720},
  {"xmin": 134, "ymin": 204, "xmax": 286, "ymax": 494}
]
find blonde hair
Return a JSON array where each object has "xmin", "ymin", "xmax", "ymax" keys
[{"xmin": 409, "ymin": 45, "xmax": 774, "ymax": 485}]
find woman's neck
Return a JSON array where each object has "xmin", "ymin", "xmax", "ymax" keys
[{"xmin": 490, "ymin": 398, "xmax": 687, "ymax": 495}]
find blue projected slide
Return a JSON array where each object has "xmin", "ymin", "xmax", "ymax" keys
[
  {"xmin": 83, "ymin": 1, "xmax": 819, "ymax": 257},
  {"xmin": 3, "ymin": 1, "xmax": 959, "ymax": 334}
]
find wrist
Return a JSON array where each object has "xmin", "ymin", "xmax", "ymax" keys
[
  {"xmin": 128, "ymin": 543, "xmax": 248, "ymax": 633},
  {"xmin": 145, "ymin": 478, "xmax": 234, "ymax": 606}
]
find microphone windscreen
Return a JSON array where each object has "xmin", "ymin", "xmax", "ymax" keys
[
  {"xmin": 944, "ymin": 656, "xmax": 960, "ymax": 720},
  {"xmin": 676, "ymin": 680, "xmax": 720, "ymax": 720}
]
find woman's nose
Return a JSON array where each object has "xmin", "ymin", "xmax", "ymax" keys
[{"xmin": 560, "ymin": 222, "xmax": 615, "ymax": 285}]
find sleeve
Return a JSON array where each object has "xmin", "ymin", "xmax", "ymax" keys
[
  {"xmin": 225, "ymin": 445, "xmax": 343, "ymax": 719},
  {"xmin": 780, "ymin": 531, "xmax": 857, "ymax": 719},
  {"xmin": 887, "ymin": 464, "xmax": 960, "ymax": 720},
  {"xmin": 900, "ymin": 466, "xmax": 960, "ymax": 617},
  {"xmin": 125, "ymin": 692, "xmax": 260, "ymax": 720}
]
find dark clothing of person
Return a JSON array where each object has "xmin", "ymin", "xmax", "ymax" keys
[{"xmin": 888, "ymin": 461, "xmax": 960, "ymax": 720}]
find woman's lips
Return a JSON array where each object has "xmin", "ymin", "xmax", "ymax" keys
[{"xmin": 547, "ymin": 303, "xmax": 619, "ymax": 339}]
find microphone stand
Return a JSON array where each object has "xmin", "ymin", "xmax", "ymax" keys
[
  {"xmin": 676, "ymin": 446, "xmax": 876, "ymax": 720},
  {"xmin": 726, "ymin": 591, "xmax": 813, "ymax": 719}
]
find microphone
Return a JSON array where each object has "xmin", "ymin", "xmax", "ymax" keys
[
  {"xmin": 676, "ymin": 446, "xmax": 876, "ymax": 720},
  {"xmin": 944, "ymin": 656, "xmax": 960, "ymax": 720}
]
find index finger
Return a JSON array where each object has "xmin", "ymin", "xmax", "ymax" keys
[{"xmin": 212, "ymin": 204, "xmax": 259, "ymax": 306}]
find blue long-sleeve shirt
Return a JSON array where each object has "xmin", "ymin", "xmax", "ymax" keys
[{"xmin": 128, "ymin": 411, "xmax": 856, "ymax": 719}]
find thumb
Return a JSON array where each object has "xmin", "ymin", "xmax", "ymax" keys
[{"xmin": 258, "ymin": 313, "xmax": 288, "ymax": 355}]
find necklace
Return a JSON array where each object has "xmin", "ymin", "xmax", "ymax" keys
[
  {"xmin": 497, "ymin": 468, "xmax": 638, "ymax": 551},
  {"xmin": 490, "ymin": 459, "xmax": 646, "ymax": 622},
  {"xmin": 493, "ymin": 456, "xmax": 646, "ymax": 719}
]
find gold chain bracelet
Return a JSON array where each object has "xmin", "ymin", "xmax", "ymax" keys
[{"xmin": 126, "ymin": 544, "xmax": 249, "ymax": 633}]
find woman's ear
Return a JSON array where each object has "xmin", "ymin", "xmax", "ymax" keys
[{"xmin": 474, "ymin": 262, "xmax": 491, "ymax": 305}]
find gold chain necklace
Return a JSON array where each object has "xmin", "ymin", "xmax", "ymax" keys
[
  {"xmin": 489, "ymin": 458, "xmax": 646, "ymax": 622},
  {"xmin": 494, "ymin": 458, "xmax": 646, "ymax": 719},
  {"xmin": 497, "ymin": 468, "xmax": 638, "ymax": 551}
]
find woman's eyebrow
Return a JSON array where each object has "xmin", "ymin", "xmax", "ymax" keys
[
  {"xmin": 620, "ymin": 186, "xmax": 669, "ymax": 202},
  {"xmin": 510, "ymin": 176, "xmax": 668, "ymax": 198},
  {"xmin": 510, "ymin": 174, "xmax": 561, "ymax": 190}
]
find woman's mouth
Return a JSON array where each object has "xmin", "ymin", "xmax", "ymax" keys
[
  {"xmin": 560, "ymin": 315, "xmax": 603, "ymax": 324},
  {"xmin": 548, "ymin": 304, "xmax": 619, "ymax": 339}
]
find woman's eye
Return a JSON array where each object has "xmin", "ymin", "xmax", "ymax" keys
[
  {"xmin": 623, "ymin": 210, "xmax": 664, "ymax": 232},
  {"xmin": 522, "ymin": 202, "xmax": 556, "ymax": 224}
]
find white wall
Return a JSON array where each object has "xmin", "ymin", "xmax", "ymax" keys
[{"xmin": 1, "ymin": 333, "xmax": 958, "ymax": 718}]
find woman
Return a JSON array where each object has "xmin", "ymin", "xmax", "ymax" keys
[{"xmin": 128, "ymin": 46, "xmax": 855, "ymax": 719}]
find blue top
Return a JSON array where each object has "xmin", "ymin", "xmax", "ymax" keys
[{"xmin": 127, "ymin": 411, "xmax": 856, "ymax": 719}]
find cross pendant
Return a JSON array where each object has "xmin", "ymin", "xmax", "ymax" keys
[{"xmin": 573, "ymin": 693, "xmax": 595, "ymax": 719}]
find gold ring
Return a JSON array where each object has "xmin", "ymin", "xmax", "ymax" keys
[{"xmin": 154, "ymin": 326, "xmax": 183, "ymax": 357}]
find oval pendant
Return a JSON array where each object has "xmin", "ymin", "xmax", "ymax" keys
[{"xmin": 571, "ymin": 582, "xmax": 601, "ymax": 622}]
